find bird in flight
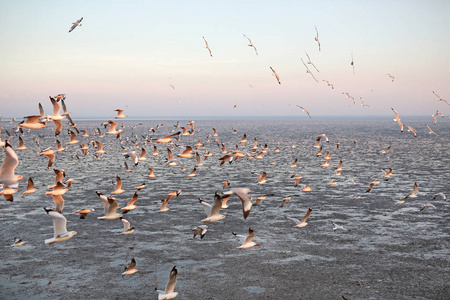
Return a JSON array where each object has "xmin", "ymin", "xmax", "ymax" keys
[
  {"xmin": 301, "ymin": 58, "xmax": 318, "ymax": 82},
  {"xmin": 69, "ymin": 17, "xmax": 83, "ymax": 33},
  {"xmin": 432, "ymin": 91, "xmax": 449, "ymax": 105},
  {"xmin": 270, "ymin": 67, "xmax": 281, "ymax": 84},
  {"xmin": 305, "ymin": 51, "xmax": 319, "ymax": 72},
  {"xmin": 243, "ymin": 34, "xmax": 258, "ymax": 55},
  {"xmin": 202, "ymin": 36, "xmax": 212, "ymax": 57},
  {"xmin": 296, "ymin": 105, "xmax": 311, "ymax": 118},
  {"xmin": 314, "ymin": 26, "xmax": 321, "ymax": 51}
]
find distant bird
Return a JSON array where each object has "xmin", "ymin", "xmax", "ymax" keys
[
  {"xmin": 397, "ymin": 182, "xmax": 418, "ymax": 204},
  {"xmin": 387, "ymin": 73, "xmax": 395, "ymax": 82},
  {"xmin": 366, "ymin": 180, "xmax": 380, "ymax": 193},
  {"xmin": 420, "ymin": 204, "xmax": 436, "ymax": 211},
  {"xmin": 342, "ymin": 92, "xmax": 355, "ymax": 104},
  {"xmin": 426, "ymin": 125, "xmax": 438, "ymax": 136},
  {"xmin": 380, "ymin": 168, "xmax": 394, "ymax": 179},
  {"xmin": 331, "ymin": 221, "xmax": 345, "ymax": 231},
  {"xmin": 252, "ymin": 194, "xmax": 275, "ymax": 206},
  {"xmin": 121, "ymin": 218, "xmax": 135, "ymax": 235},
  {"xmin": 253, "ymin": 171, "xmax": 267, "ymax": 185},
  {"xmin": 122, "ymin": 258, "xmax": 138, "ymax": 277},
  {"xmin": 233, "ymin": 227, "xmax": 258, "ymax": 249},
  {"xmin": 285, "ymin": 207, "xmax": 312, "ymax": 228},
  {"xmin": 406, "ymin": 126, "xmax": 417, "ymax": 137},
  {"xmin": 432, "ymin": 192, "xmax": 446, "ymax": 200},
  {"xmin": 301, "ymin": 58, "xmax": 319, "ymax": 82},
  {"xmin": 314, "ymin": 26, "xmax": 321, "ymax": 51},
  {"xmin": 380, "ymin": 146, "xmax": 391, "ymax": 154},
  {"xmin": 68, "ymin": 17, "xmax": 83, "ymax": 33},
  {"xmin": 156, "ymin": 266, "xmax": 179, "ymax": 300},
  {"xmin": 305, "ymin": 51, "xmax": 319, "ymax": 72},
  {"xmin": 391, "ymin": 108, "xmax": 404, "ymax": 132},
  {"xmin": 351, "ymin": 53, "xmax": 355, "ymax": 74},
  {"xmin": 296, "ymin": 105, "xmax": 311, "ymax": 118},
  {"xmin": 202, "ymin": 36, "xmax": 212, "ymax": 57},
  {"xmin": 192, "ymin": 225, "xmax": 209, "ymax": 239},
  {"xmin": 115, "ymin": 109, "xmax": 127, "ymax": 119},
  {"xmin": 0, "ymin": 186, "xmax": 18, "ymax": 201},
  {"xmin": 22, "ymin": 177, "xmax": 37, "ymax": 196},
  {"xmin": 11, "ymin": 238, "xmax": 26, "ymax": 247},
  {"xmin": 323, "ymin": 80, "xmax": 335, "ymax": 89},
  {"xmin": 74, "ymin": 208, "xmax": 95, "ymax": 219},
  {"xmin": 360, "ymin": 97, "xmax": 370, "ymax": 107},
  {"xmin": 121, "ymin": 192, "xmax": 139, "ymax": 213},
  {"xmin": 18, "ymin": 115, "xmax": 47, "ymax": 130},
  {"xmin": 243, "ymin": 34, "xmax": 258, "ymax": 55},
  {"xmin": 432, "ymin": 91, "xmax": 449, "ymax": 105},
  {"xmin": 111, "ymin": 175, "xmax": 126, "ymax": 195},
  {"xmin": 44, "ymin": 208, "xmax": 78, "ymax": 244},
  {"xmin": 270, "ymin": 66, "xmax": 281, "ymax": 84}
]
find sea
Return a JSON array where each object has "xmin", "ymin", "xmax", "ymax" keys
[{"xmin": 0, "ymin": 118, "xmax": 449, "ymax": 299}]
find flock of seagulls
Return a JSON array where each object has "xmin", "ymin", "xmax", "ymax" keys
[{"xmin": 0, "ymin": 16, "xmax": 448, "ymax": 299}]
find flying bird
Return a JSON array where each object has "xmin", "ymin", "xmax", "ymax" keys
[
  {"xmin": 314, "ymin": 26, "xmax": 321, "ymax": 51},
  {"xmin": 270, "ymin": 66, "xmax": 281, "ymax": 84},
  {"xmin": 69, "ymin": 17, "xmax": 83, "ymax": 33},
  {"xmin": 44, "ymin": 208, "xmax": 78, "ymax": 244},
  {"xmin": 192, "ymin": 225, "xmax": 209, "ymax": 239},
  {"xmin": 122, "ymin": 258, "xmax": 139, "ymax": 277},
  {"xmin": 296, "ymin": 105, "xmax": 311, "ymax": 118},
  {"xmin": 233, "ymin": 227, "xmax": 258, "ymax": 249},
  {"xmin": 156, "ymin": 266, "xmax": 179, "ymax": 300},
  {"xmin": 432, "ymin": 91, "xmax": 449, "ymax": 105},
  {"xmin": 285, "ymin": 207, "xmax": 312, "ymax": 228},
  {"xmin": 222, "ymin": 188, "xmax": 253, "ymax": 219},
  {"xmin": 0, "ymin": 141, "xmax": 25, "ymax": 188},
  {"xmin": 391, "ymin": 108, "xmax": 404, "ymax": 132},
  {"xmin": 199, "ymin": 192, "xmax": 226, "ymax": 222},
  {"xmin": 202, "ymin": 36, "xmax": 212, "ymax": 57},
  {"xmin": 243, "ymin": 34, "xmax": 258, "ymax": 55}
]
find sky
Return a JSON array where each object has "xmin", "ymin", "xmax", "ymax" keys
[{"xmin": 0, "ymin": 0, "xmax": 449, "ymax": 119}]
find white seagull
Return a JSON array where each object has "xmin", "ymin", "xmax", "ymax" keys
[
  {"xmin": 156, "ymin": 266, "xmax": 179, "ymax": 300},
  {"xmin": 44, "ymin": 208, "xmax": 78, "ymax": 244},
  {"xmin": 199, "ymin": 192, "xmax": 226, "ymax": 222},
  {"xmin": 0, "ymin": 141, "xmax": 25, "ymax": 188},
  {"xmin": 222, "ymin": 188, "xmax": 253, "ymax": 219},
  {"xmin": 233, "ymin": 227, "xmax": 258, "ymax": 249}
]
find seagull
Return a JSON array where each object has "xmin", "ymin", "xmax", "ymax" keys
[
  {"xmin": 0, "ymin": 186, "xmax": 18, "ymax": 201},
  {"xmin": 285, "ymin": 207, "xmax": 312, "ymax": 228},
  {"xmin": 380, "ymin": 146, "xmax": 391, "ymax": 154},
  {"xmin": 121, "ymin": 192, "xmax": 139, "ymax": 213},
  {"xmin": 156, "ymin": 131, "xmax": 180, "ymax": 144},
  {"xmin": 68, "ymin": 17, "xmax": 83, "ymax": 33},
  {"xmin": 222, "ymin": 188, "xmax": 253, "ymax": 219},
  {"xmin": 301, "ymin": 58, "xmax": 319, "ymax": 82},
  {"xmin": 105, "ymin": 120, "xmax": 123, "ymax": 138},
  {"xmin": 124, "ymin": 151, "xmax": 139, "ymax": 166},
  {"xmin": 314, "ymin": 26, "xmax": 321, "ymax": 51},
  {"xmin": 138, "ymin": 148, "xmax": 147, "ymax": 161},
  {"xmin": 342, "ymin": 92, "xmax": 355, "ymax": 104},
  {"xmin": 44, "ymin": 208, "xmax": 78, "ymax": 244},
  {"xmin": 112, "ymin": 175, "xmax": 126, "ymax": 195},
  {"xmin": 115, "ymin": 109, "xmax": 127, "ymax": 119},
  {"xmin": 0, "ymin": 141, "xmax": 25, "ymax": 188},
  {"xmin": 351, "ymin": 53, "xmax": 355, "ymax": 74},
  {"xmin": 122, "ymin": 258, "xmax": 139, "ymax": 277},
  {"xmin": 366, "ymin": 180, "xmax": 380, "ymax": 193},
  {"xmin": 391, "ymin": 108, "xmax": 404, "ymax": 132},
  {"xmin": 74, "ymin": 208, "xmax": 95, "ymax": 219},
  {"xmin": 156, "ymin": 266, "xmax": 179, "ymax": 300},
  {"xmin": 420, "ymin": 204, "xmax": 436, "ymax": 211},
  {"xmin": 270, "ymin": 66, "xmax": 281, "ymax": 84},
  {"xmin": 432, "ymin": 91, "xmax": 449, "ymax": 105},
  {"xmin": 426, "ymin": 125, "xmax": 438, "ymax": 136},
  {"xmin": 243, "ymin": 34, "xmax": 258, "ymax": 55},
  {"xmin": 253, "ymin": 171, "xmax": 267, "ymax": 185},
  {"xmin": 192, "ymin": 225, "xmax": 209, "ymax": 239},
  {"xmin": 305, "ymin": 51, "xmax": 319, "ymax": 72},
  {"xmin": 406, "ymin": 126, "xmax": 417, "ymax": 137},
  {"xmin": 280, "ymin": 196, "xmax": 292, "ymax": 208},
  {"xmin": 202, "ymin": 36, "xmax": 212, "ymax": 57},
  {"xmin": 380, "ymin": 168, "xmax": 394, "ymax": 179},
  {"xmin": 233, "ymin": 227, "xmax": 258, "ymax": 249},
  {"xmin": 432, "ymin": 192, "xmax": 446, "ymax": 200},
  {"xmin": 397, "ymin": 182, "xmax": 418, "ymax": 204},
  {"xmin": 121, "ymin": 218, "xmax": 135, "ymax": 235},
  {"xmin": 22, "ymin": 177, "xmax": 37, "ymax": 196},
  {"xmin": 45, "ymin": 181, "xmax": 69, "ymax": 196},
  {"xmin": 98, "ymin": 197, "xmax": 123, "ymax": 220},
  {"xmin": 11, "ymin": 238, "xmax": 26, "ymax": 247},
  {"xmin": 360, "ymin": 97, "xmax": 370, "ymax": 107},
  {"xmin": 331, "ymin": 221, "xmax": 345, "ymax": 231},
  {"xmin": 323, "ymin": 80, "xmax": 335, "ymax": 89},
  {"xmin": 252, "ymin": 194, "xmax": 275, "ymax": 206},
  {"xmin": 199, "ymin": 192, "xmax": 226, "ymax": 222},
  {"xmin": 18, "ymin": 115, "xmax": 47, "ymax": 129},
  {"xmin": 147, "ymin": 168, "xmax": 156, "ymax": 178},
  {"xmin": 296, "ymin": 105, "xmax": 311, "ymax": 118},
  {"xmin": 387, "ymin": 73, "xmax": 395, "ymax": 82}
]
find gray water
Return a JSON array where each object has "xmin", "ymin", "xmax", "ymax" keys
[{"xmin": 1, "ymin": 119, "xmax": 449, "ymax": 299}]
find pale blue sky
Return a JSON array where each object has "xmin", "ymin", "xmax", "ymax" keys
[{"xmin": 1, "ymin": 0, "xmax": 449, "ymax": 118}]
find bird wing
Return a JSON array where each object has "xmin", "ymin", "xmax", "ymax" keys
[
  {"xmin": 106, "ymin": 198, "xmax": 119, "ymax": 216},
  {"xmin": 0, "ymin": 142, "xmax": 19, "ymax": 177},
  {"xmin": 122, "ymin": 218, "xmax": 131, "ymax": 231},
  {"xmin": 200, "ymin": 199, "xmax": 212, "ymax": 217},
  {"xmin": 300, "ymin": 207, "xmax": 312, "ymax": 224},
  {"xmin": 165, "ymin": 266, "xmax": 178, "ymax": 294},
  {"xmin": 49, "ymin": 210, "xmax": 68, "ymax": 237},
  {"xmin": 128, "ymin": 192, "xmax": 138, "ymax": 206}
]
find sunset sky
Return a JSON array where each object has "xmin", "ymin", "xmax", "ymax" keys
[{"xmin": 1, "ymin": 0, "xmax": 449, "ymax": 119}]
